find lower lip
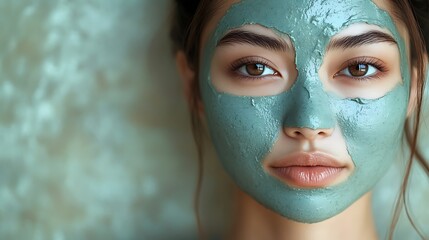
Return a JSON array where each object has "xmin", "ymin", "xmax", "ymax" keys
[{"xmin": 271, "ymin": 166, "xmax": 344, "ymax": 188}]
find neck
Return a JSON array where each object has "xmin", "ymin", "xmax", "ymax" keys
[{"xmin": 227, "ymin": 189, "xmax": 378, "ymax": 240}]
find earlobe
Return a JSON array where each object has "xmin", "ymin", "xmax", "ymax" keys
[{"xmin": 406, "ymin": 66, "xmax": 418, "ymax": 117}]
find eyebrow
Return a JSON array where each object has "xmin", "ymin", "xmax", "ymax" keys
[
  {"xmin": 217, "ymin": 29, "xmax": 290, "ymax": 52},
  {"xmin": 327, "ymin": 30, "xmax": 397, "ymax": 50}
]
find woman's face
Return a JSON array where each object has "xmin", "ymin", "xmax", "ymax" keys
[{"xmin": 199, "ymin": 0, "xmax": 411, "ymax": 223}]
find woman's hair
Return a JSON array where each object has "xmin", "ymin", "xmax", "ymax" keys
[{"xmin": 170, "ymin": 0, "xmax": 429, "ymax": 239}]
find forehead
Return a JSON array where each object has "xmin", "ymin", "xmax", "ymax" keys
[
  {"xmin": 212, "ymin": 0, "xmax": 398, "ymax": 42},
  {"xmin": 201, "ymin": 0, "xmax": 403, "ymax": 49}
]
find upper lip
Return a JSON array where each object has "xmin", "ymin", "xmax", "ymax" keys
[{"xmin": 268, "ymin": 152, "xmax": 345, "ymax": 168}]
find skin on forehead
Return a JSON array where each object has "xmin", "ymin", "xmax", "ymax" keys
[
  {"xmin": 199, "ymin": 0, "xmax": 410, "ymax": 63},
  {"xmin": 198, "ymin": 0, "xmax": 410, "ymax": 223}
]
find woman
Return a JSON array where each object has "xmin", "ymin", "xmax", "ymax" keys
[{"xmin": 171, "ymin": 0, "xmax": 429, "ymax": 239}]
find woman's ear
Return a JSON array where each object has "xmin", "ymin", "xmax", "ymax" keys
[
  {"xmin": 176, "ymin": 50, "xmax": 195, "ymax": 104},
  {"xmin": 176, "ymin": 51, "xmax": 204, "ymax": 114},
  {"xmin": 407, "ymin": 66, "xmax": 418, "ymax": 117}
]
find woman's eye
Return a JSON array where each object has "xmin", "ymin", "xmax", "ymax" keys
[
  {"xmin": 338, "ymin": 63, "xmax": 378, "ymax": 78},
  {"xmin": 237, "ymin": 63, "xmax": 277, "ymax": 77}
]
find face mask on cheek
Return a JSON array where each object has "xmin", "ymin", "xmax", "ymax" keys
[{"xmin": 200, "ymin": 0, "xmax": 410, "ymax": 223}]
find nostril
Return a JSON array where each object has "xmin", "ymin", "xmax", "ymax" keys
[
  {"xmin": 317, "ymin": 129, "xmax": 334, "ymax": 138},
  {"xmin": 285, "ymin": 127, "xmax": 333, "ymax": 140},
  {"xmin": 293, "ymin": 131, "xmax": 302, "ymax": 137}
]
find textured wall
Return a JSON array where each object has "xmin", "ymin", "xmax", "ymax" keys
[
  {"xmin": 0, "ymin": 1, "xmax": 427, "ymax": 240},
  {"xmin": 0, "ymin": 1, "xmax": 198, "ymax": 239}
]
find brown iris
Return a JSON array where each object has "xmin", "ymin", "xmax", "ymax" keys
[
  {"xmin": 246, "ymin": 63, "xmax": 265, "ymax": 76},
  {"xmin": 348, "ymin": 64, "xmax": 368, "ymax": 77}
]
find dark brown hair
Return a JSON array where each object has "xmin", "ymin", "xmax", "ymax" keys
[
  {"xmin": 171, "ymin": 1, "xmax": 222, "ymax": 238},
  {"xmin": 170, "ymin": 0, "xmax": 429, "ymax": 239}
]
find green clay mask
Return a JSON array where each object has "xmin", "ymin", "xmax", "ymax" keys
[{"xmin": 200, "ymin": 0, "xmax": 410, "ymax": 222}]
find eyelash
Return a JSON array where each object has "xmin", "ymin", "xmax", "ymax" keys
[
  {"xmin": 227, "ymin": 56, "xmax": 387, "ymax": 82},
  {"xmin": 229, "ymin": 57, "xmax": 280, "ymax": 80},
  {"xmin": 335, "ymin": 57, "xmax": 388, "ymax": 81}
]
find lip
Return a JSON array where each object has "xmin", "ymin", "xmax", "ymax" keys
[{"xmin": 268, "ymin": 152, "xmax": 348, "ymax": 188}]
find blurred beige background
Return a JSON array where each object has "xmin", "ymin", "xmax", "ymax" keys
[{"xmin": 0, "ymin": 1, "xmax": 427, "ymax": 239}]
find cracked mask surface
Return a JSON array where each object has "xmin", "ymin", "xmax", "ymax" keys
[{"xmin": 200, "ymin": 0, "xmax": 410, "ymax": 223}]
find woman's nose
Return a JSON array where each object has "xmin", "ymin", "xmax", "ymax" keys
[{"xmin": 284, "ymin": 127, "xmax": 334, "ymax": 140}]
